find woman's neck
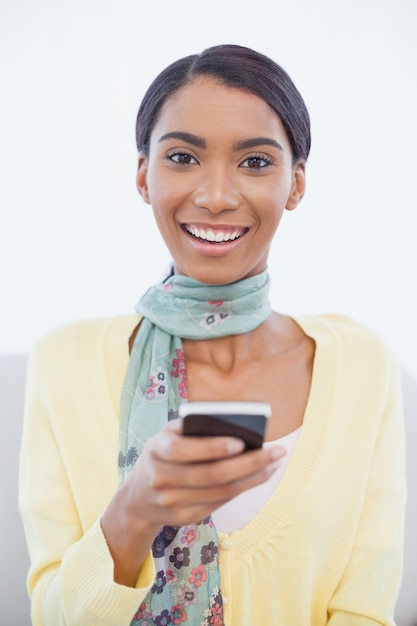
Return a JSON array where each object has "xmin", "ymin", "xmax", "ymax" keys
[{"xmin": 182, "ymin": 312, "xmax": 306, "ymax": 373}]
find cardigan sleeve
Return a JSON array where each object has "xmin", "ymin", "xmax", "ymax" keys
[
  {"xmin": 19, "ymin": 329, "xmax": 155, "ymax": 626},
  {"xmin": 327, "ymin": 350, "xmax": 406, "ymax": 625}
]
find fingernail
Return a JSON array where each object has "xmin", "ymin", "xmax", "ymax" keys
[
  {"xmin": 270, "ymin": 445, "xmax": 286, "ymax": 460},
  {"xmin": 227, "ymin": 438, "xmax": 245, "ymax": 454}
]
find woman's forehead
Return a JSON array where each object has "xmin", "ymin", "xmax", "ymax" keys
[{"xmin": 150, "ymin": 76, "xmax": 289, "ymax": 147}]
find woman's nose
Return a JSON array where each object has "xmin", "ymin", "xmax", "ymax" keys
[{"xmin": 193, "ymin": 166, "xmax": 240, "ymax": 214}]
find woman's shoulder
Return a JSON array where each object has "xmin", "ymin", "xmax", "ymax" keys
[
  {"xmin": 30, "ymin": 314, "xmax": 142, "ymax": 370},
  {"xmin": 294, "ymin": 312, "xmax": 398, "ymax": 367}
]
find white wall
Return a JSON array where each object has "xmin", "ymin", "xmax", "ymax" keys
[
  {"xmin": 1, "ymin": 0, "xmax": 416, "ymax": 380},
  {"xmin": 1, "ymin": 0, "xmax": 416, "ymax": 622}
]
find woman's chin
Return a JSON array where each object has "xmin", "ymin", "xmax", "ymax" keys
[{"xmin": 172, "ymin": 263, "xmax": 266, "ymax": 286}]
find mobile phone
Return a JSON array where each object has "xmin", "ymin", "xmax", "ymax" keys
[{"xmin": 179, "ymin": 401, "xmax": 271, "ymax": 451}]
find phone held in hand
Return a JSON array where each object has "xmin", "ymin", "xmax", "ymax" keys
[{"xmin": 179, "ymin": 401, "xmax": 271, "ymax": 451}]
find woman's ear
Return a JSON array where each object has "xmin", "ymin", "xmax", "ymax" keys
[
  {"xmin": 136, "ymin": 153, "xmax": 150, "ymax": 204},
  {"xmin": 286, "ymin": 161, "xmax": 306, "ymax": 211}
]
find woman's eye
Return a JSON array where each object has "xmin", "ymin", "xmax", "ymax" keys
[
  {"xmin": 240, "ymin": 154, "xmax": 274, "ymax": 169},
  {"xmin": 167, "ymin": 151, "xmax": 198, "ymax": 165}
]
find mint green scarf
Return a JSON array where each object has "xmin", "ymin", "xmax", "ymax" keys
[{"xmin": 119, "ymin": 270, "xmax": 271, "ymax": 626}]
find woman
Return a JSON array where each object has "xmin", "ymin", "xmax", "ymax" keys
[{"xmin": 19, "ymin": 44, "xmax": 406, "ymax": 625}]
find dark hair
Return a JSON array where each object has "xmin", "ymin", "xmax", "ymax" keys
[{"xmin": 135, "ymin": 44, "xmax": 311, "ymax": 162}]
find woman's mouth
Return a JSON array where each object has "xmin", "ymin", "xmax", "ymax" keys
[{"xmin": 183, "ymin": 224, "xmax": 248, "ymax": 244}]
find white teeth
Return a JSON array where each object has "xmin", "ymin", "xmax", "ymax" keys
[
  {"xmin": 185, "ymin": 225, "xmax": 244, "ymax": 243},
  {"xmin": 185, "ymin": 225, "xmax": 243, "ymax": 243}
]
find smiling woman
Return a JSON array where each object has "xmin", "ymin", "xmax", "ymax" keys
[
  {"xmin": 19, "ymin": 45, "xmax": 406, "ymax": 626},
  {"xmin": 137, "ymin": 76, "xmax": 305, "ymax": 284}
]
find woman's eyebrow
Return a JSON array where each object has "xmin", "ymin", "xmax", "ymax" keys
[
  {"xmin": 157, "ymin": 133, "xmax": 283, "ymax": 152},
  {"xmin": 233, "ymin": 137, "xmax": 283, "ymax": 151},
  {"xmin": 158, "ymin": 132, "xmax": 206, "ymax": 148}
]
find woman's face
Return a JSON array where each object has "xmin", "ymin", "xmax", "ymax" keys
[{"xmin": 137, "ymin": 76, "xmax": 305, "ymax": 285}]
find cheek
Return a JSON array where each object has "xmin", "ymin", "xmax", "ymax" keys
[
  {"xmin": 257, "ymin": 187, "xmax": 287, "ymax": 226},
  {"xmin": 150, "ymin": 192, "xmax": 182, "ymax": 252},
  {"xmin": 151, "ymin": 205, "xmax": 173, "ymax": 242},
  {"xmin": 146, "ymin": 170, "xmax": 169, "ymax": 208},
  {"xmin": 247, "ymin": 174, "xmax": 291, "ymax": 206},
  {"xmin": 146, "ymin": 168, "xmax": 189, "ymax": 223}
]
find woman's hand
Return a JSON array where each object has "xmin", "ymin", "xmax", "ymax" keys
[
  {"xmin": 101, "ymin": 420, "xmax": 285, "ymax": 586},
  {"xmin": 126, "ymin": 419, "xmax": 284, "ymax": 526}
]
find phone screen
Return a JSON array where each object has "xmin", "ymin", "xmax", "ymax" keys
[{"xmin": 179, "ymin": 401, "xmax": 271, "ymax": 450}]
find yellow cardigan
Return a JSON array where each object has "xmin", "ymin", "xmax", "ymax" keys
[{"xmin": 19, "ymin": 313, "xmax": 406, "ymax": 626}]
